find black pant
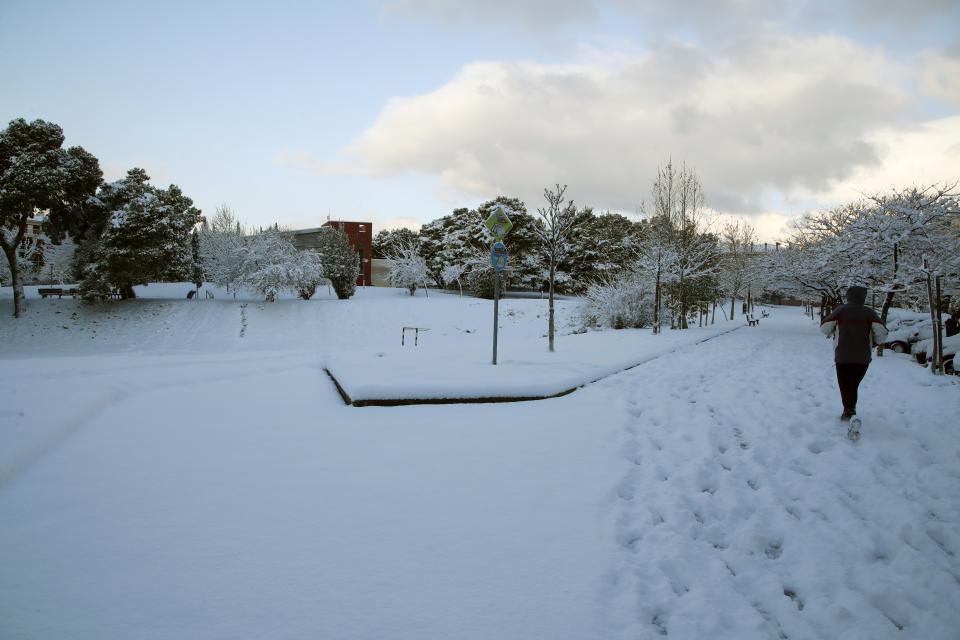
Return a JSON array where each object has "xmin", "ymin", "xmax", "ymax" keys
[{"xmin": 836, "ymin": 363, "xmax": 869, "ymax": 413}]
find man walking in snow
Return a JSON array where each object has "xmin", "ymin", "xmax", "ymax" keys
[{"xmin": 820, "ymin": 286, "xmax": 888, "ymax": 422}]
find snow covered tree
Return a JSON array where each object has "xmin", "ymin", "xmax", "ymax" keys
[
  {"xmin": 563, "ymin": 211, "xmax": 643, "ymax": 292},
  {"xmin": 477, "ymin": 198, "xmax": 542, "ymax": 290},
  {"xmin": 634, "ymin": 214, "xmax": 677, "ymax": 334},
  {"xmin": 235, "ymin": 229, "xmax": 299, "ymax": 302},
  {"xmin": 76, "ymin": 168, "xmax": 202, "ymax": 300},
  {"xmin": 314, "ymin": 226, "xmax": 359, "ymax": 299},
  {"xmin": 768, "ymin": 184, "xmax": 959, "ymax": 329},
  {"xmin": 419, "ymin": 208, "xmax": 473, "ymax": 286},
  {"xmin": 719, "ymin": 220, "xmax": 756, "ymax": 320},
  {"xmin": 199, "ymin": 205, "xmax": 247, "ymax": 294},
  {"xmin": 645, "ymin": 160, "xmax": 719, "ymax": 329},
  {"xmin": 534, "ymin": 184, "xmax": 579, "ymax": 351},
  {"xmin": 372, "ymin": 227, "xmax": 419, "ymax": 259},
  {"xmin": 858, "ymin": 184, "xmax": 959, "ymax": 326},
  {"xmin": 4, "ymin": 234, "xmax": 76, "ymax": 285},
  {"xmin": 387, "ymin": 239, "xmax": 430, "ymax": 295},
  {"xmin": 0, "ymin": 232, "xmax": 71, "ymax": 286},
  {"xmin": 419, "ymin": 197, "xmax": 541, "ymax": 292},
  {"xmin": 0, "ymin": 118, "xmax": 101, "ymax": 316},
  {"xmin": 441, "ymin": 262, "xmax": 466, "ymax": 296}
]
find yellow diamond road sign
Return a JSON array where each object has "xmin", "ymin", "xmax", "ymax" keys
[{"xmin": 485, "ymin": 207, "xmax": 513, "ymax": 240}]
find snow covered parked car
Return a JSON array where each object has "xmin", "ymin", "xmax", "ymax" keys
[
  {"xmin": 913, "ymin": 333, "xmax": 960, "ymax": 374},
  {"xmin": 883, "ymin": 312, "xmax": 933, "ymax": 354}
]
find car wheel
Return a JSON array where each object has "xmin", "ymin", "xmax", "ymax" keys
[{"xmin": 890, "ymin": 342, "xmax": 907, "ymax": 353}]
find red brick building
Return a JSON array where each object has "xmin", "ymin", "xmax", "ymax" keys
[{"xmin": 288, "ymin": 220, "xmax": 372, "ymax": 286}]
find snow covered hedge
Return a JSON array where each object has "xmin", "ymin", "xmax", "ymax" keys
[{"xmin": 579, "ymin": 273, "xmax": 653, "ymax": 329}]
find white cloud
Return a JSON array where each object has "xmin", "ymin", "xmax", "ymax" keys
[
  {"xmin": 917, "ymin": 51, "xmax": 960, "ymax": 108},
  {"xmin": 791, "ymin": 115, "xmax": 960, "ymax": 203},
  {"xmin": 309, "ymin": 35, "xmax": 926, "ymax": 221}
]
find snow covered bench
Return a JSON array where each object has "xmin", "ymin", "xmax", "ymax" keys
[
  {"xmin": 38, "ymin": 287, "xmax": 79, "ymax": 299},
  {"xmin": 746, "ymin": 314, "xmax": 759, "ymax": 327}
]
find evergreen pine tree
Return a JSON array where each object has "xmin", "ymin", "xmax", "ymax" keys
[
  {"xmin": 77, "ymin": 168, "xmax": 202, "ymax": 299},
  {"xmin": 315, "ymin": 227, "xmax": 359, "ymax": 299},
  {"xmin": 0, "ymin": 118, "xmax": 102, "ymax": 316}
]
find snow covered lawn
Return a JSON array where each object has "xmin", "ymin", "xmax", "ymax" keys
[
  {"xmin": 326, "ymin": 323, "xmax": 740, "ymax": 404},
  {"xmin": 1, "ymin": 288, "xmax": 958, "ymax": 639}
]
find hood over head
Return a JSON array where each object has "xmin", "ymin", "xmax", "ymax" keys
[{"xmin": 846, "ymin": 286, "xmax": 868, "ymax": 305}]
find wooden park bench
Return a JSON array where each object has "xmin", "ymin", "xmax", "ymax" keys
[
  {"xmin": 746, "ymin": 314, "xmax": 760, "ymax": 327},
  {"xmin": 38, "ymin": 287, "xmax": 79, "ymax": 299}
]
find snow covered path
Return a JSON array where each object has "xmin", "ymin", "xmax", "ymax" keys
[
  {"xmin": 600, "ymin": 311, "xmax": 960, "ymax": 639},
  {"xmin": 1, "ymin": 306, "xmax": 958, "ymax": 639}
]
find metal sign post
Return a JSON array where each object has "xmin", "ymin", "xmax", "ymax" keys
[
  {"xmin": 491, "ymin": 240, "xmax": 508, "ymax": 365},
  {"xmin": 492, "ymin": 270, "xmax": 500, "ymax": 365},
  {"xmin": 486, "ymin": 209, "xmax": 512, "ymax": 365}
]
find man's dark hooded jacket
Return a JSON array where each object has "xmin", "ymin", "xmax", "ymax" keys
[{"xmin": 820, "ymin": 287, "xmax": 888, "ymax": 364}]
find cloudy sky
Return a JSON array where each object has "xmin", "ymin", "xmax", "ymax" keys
[{"xmin": 2, "ymin": 0, "xmax": 958, "ymax": 240}]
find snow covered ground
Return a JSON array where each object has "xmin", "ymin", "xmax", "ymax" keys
[{"xmin": 1, "ymin": 286, "xmax": 958, "ymax": 639}]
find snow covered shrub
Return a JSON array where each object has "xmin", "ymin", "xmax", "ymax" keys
[
  {"xmin": 387, "ymin": 240, "xmax": 430, "ymax": 295},
  {"xmin": 292, "ymin": 249, "xmax": 325, "ymax": 300},
  {"xmin": 579, "ymin": 274, "xmax": 653, "ymax": 329},
  {"xmin": 314, "ymin": 227, "xmax": 358, "ymax": 300}
]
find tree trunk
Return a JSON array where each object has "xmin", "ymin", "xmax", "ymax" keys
[
  {"xmin": 924, "ymin": 262, "xmax": 939, "ymax": 374},
  {"xmin": 730, "ymin": 296, "xmax": 735, "ymax": 321},
  {"xmin": 3, "ymin": 245, "xmax": 25, "ymax": 318},
  {"xmin": 653, "ymin": 271, "xmax": 661, "ymax": 335},
  {"xmin": 875, "ymin": 291, "xmax": 896, "ymax": 356},
  {"xmin": 548, "ymin": 261, "xmax": 556, "ymax": 352},
  {"xmin": 935, "ymin": 275, "xmax": 944, "ymax": 375},
  {"xmin": 679, "ymin": 273, "xmax": 687, "ymax": 329},
  {"xmin": 876, "ymin": 244, "xmax": 899, "ymax": 356},
  {"xmin": 121, "ymin": 283, "xmax": 137, "ymax": 299},
  {"xmin": 711, "ymin": 301, "xmax": 716, "ymax": 324}
]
